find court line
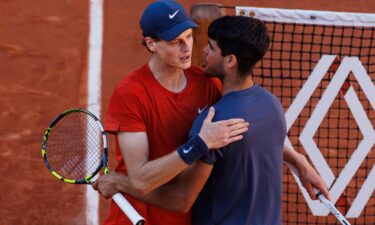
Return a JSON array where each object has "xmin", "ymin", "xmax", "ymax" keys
[{"xmin": 87, "ymin": 0, "xmax": 104, "ymax": 224}]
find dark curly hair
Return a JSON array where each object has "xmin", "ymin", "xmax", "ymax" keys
[{"xmin": 208, "ymin": 16, "xmax": 270, "ymax": 76}]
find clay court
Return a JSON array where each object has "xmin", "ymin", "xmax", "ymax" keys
[{"xmin": 0, "ymin": 0, "xmax": 374, "ymax": 225}]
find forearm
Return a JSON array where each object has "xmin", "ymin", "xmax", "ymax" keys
[
  {"xmin": 128, "ymin": 150, "xmax": 190, "ymax": 195},
  {"xmin": 283, "ymin": 144, "xmax": 306, "ymax": 168},
  {"xmin": 121, "ymin": 162, "xmax": 212, "ymax": 212},
  {"xmin": 283, "ymin": 144, "xmax": 331, "ymax": 200},
  {"xmin": 124, "ymin": 134, "xmax": 209, "ymax": 195},
  {"xmin": 121, "ymin": 109, "xmax": 248, "ymax": 195}
]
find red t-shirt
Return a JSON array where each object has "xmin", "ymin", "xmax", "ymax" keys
[{"xmin": 104, "ymin": 64, "xmax": 221, "ymax": 225}]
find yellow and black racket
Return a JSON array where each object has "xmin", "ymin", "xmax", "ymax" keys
[{"xmin": 41, "ymin": 108, "xmax": 145, "ymax": 225}]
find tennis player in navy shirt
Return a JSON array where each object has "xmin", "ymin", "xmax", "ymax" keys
[
  {"xmin": 191, "ymin": 86, "xmax": 286, "ymax": 225},
  {"xmin": 189, "ymin": 16, "xmax": 286, "ymax": 225}
]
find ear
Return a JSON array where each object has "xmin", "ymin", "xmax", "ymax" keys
[
  {"xmin": 225, "ymin": 54, "xmax": 237, "ymax": 69},
  {"xmin": 144, "ymin": 37, "xmax": 156, "ymax": 52}
]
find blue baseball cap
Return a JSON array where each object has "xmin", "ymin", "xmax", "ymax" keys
[{"xmin": 140, "ymin": 0, "xmax": 198, "ymax": 41}]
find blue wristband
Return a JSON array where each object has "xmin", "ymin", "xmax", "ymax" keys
[{"xmin": 177, "ymin": 135, "xmax": 209, "ymax": 165}]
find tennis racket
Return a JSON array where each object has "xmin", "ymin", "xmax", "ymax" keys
[
  {"xmin": 41, "ymin": 108, "xmax": 145, "ymax": 225},
  {"xmin": 287, "ymin": 163, "xmax": 351, "ymax": 225}
]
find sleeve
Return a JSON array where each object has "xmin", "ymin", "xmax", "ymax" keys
[
  {"xmin": 188, "ymin": 108, "xmax": 224, "ymax": 165},
  {"xmin": 104, "ymin": 84, "xmax": 147, "ymax": 134}
]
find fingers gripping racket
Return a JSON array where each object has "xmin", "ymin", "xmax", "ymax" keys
[
  {"xmin": 287, "ymin": 163, "xmax": 351, "ymax": 225},
  {"xmin": 41, "ymin": 108, "xmax": 145, "ymax": 225}
]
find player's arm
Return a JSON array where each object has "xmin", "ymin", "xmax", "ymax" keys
[
  {"xmin": 283, "ymin": 145, "xmax": 331, "ymax": 200},
  {"xmin": 95, "ymin": 161, "xmax": 212, "ymax": 213},
  {"xmin": 95, "ymin": 107, "xmax": 248, "ymax": 195},
  {"xmin": 123, "ymin": 107, "xmax": 247, "ymax": 195},
  {"xmin": 145, "ymin": 161, "xmax": 212, "ymax": 212},
  {"xmin": 119, "ymin": 131, "xmax": 188, "ymax": 195}
]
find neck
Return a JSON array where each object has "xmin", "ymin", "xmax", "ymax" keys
[
  {"xmin": 149, "ymin": 56, "xmax": 187, "ymax": 93},
  {"xmin": 221, "ymin": 72, "xmax": 254, "ymax": 95}
]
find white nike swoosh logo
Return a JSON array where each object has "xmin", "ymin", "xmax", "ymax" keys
[
  {"xmin": 169, "ymin": 10, "xmax": 179, "ymax": 19},
  {"xmin": 198, "ymin": 105, "xmax": 208, "ymax": 114},
  {"xmin": 183, "ymin": 145, "xmax": 193, "ymax": 154}
]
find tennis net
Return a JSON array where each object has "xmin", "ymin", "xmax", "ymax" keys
[{"xmin": 236, "ymin": 7, "xmax": 375, "ymax": 225}]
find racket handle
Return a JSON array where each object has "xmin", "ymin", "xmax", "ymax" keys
[
  {"xmin": 315, "ymin": 191, "xmax": 351, "ymax": 225},
  {"xmin": 112, "ymin": 193, "xmax": 145, "ymax": 225}
]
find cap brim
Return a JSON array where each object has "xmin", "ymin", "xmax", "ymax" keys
[{"xmin": 157, "ymin": 20, "xmax": 199, "ymax": 41}]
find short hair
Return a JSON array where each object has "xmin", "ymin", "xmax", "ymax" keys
[
  {"xmin": 141, "ymin": 36, "xmax": 161, "ymax": 53},
  {"xmin": 208, "ymin": 16, "xmax": 270, "ymax": 76}
]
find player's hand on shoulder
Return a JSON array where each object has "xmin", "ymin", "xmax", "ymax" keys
[{"xmin": 199, "ymin": 107, "xmax": 249, "ymax": 149}]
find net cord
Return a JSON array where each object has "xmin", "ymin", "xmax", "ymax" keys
[{"xmin": 236, "ymin": 7, "xmax": 375, "ymax": 27}]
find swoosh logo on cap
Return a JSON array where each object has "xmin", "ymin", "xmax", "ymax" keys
[{"xmin": 169, "ymin": 10, "xmax": 179, "ymax": 19}]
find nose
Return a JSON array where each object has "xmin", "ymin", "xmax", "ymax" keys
[
  {"xmin": 181, "ymin": 40, "xmax": 192, "ymax": 53},
  {"xmin": 181, "ymin": 42, "xmax": 189, "ymax": 52}
]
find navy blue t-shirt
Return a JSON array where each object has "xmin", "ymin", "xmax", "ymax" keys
[{"xmin": 190, "ymin": 85, "xmax": 286, "ymax": 225}]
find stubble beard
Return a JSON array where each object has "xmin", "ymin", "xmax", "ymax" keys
[{"xmin": 204, "ymin": 62, "xmax": 224, "ymax": 80}]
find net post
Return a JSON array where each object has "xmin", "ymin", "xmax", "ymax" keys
[{"xmin": 190, "ymin": 4, "xmax": 225, "ymax": 67}]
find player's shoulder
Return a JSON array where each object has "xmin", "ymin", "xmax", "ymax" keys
[
  {"xmin": 256, "ymin": 85, "xmax": 277, "ymax": 100},
  {"xmin": 116, "ymin": 64, "xmax": 150, "ymax": 90},
  {"xmin": 256, "ymin": 85, "xmax": 284, "ymax": 111}
]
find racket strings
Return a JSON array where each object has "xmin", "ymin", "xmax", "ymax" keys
[{"xmin": 46, "ymin": 112, "xmax": 104, "ymax": 180}]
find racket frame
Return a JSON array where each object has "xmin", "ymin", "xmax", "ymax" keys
[
  {"xmin": 41, "ymin": 108, "xmax": 145, "ymax": 225},
  {"xmin": 41, "ymin": 108, "xmax": 107, "ymax": 184}
]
